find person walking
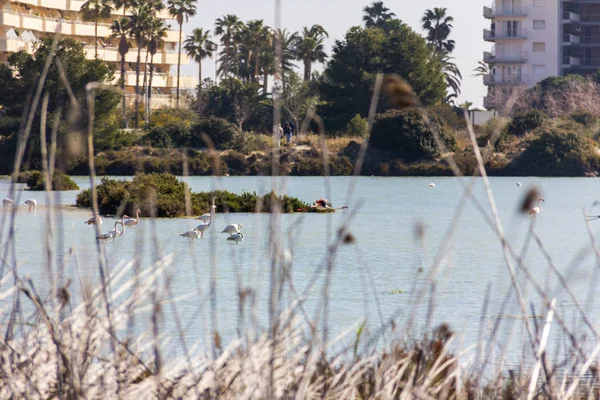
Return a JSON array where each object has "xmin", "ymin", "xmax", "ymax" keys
[
  {"xmin": 277, "ymin": 123, "xmax": 284, "ymax": 148},
  {"xmin": 285, "ymin": 122, "xmax": 293, "ymax": 144}
]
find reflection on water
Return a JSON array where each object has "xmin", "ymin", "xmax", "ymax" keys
[{"xmin": 1, "ymin": 175, "xmax": 600, "ymax": 362}]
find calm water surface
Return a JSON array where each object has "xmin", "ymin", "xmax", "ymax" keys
[{"xmin": 1, "ymin": 175, "xmax": 600, "ymax": 361}]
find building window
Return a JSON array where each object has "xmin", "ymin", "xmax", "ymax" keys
[
  {"xmin": 533, "ymin": 20, "xmax": 545, "ymax": 30},
  {"xmin": 533, "ymin": 0, "xmax": 545, "ymax": 7},
  {"xmin": 533, "ymin": 65, "xmax": 546, "ymax": 76},
  {"xmin": 533, "ymin": 42, "xmax": 546, "ymax": 52}
]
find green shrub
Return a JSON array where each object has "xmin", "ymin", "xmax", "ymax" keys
[
  {"xmin": 507, "ymin": 124, "xmax": 599, "ymax": 176},
  {"xmin": 226, "ymin": 131, "xmax": 272, "ymax": 153},
  {"xmin": 505, "ymin": 110, "xmax": 547, "ymax": 137},
  {"xmin": 75, "ymin": 173, "xmax": 312, "ymax": 217},
  {"xmin": 369, "ymin": 109, "xmax": 456, "ymax": 161},
  {"xmin": 345, "ymin": 114, "xmax": 368, "ymax": 137},
  {"xmin": 570, "ymin": 110, "xmax": 597, "ymax": 128},
  {"xmin": 144, "ymin": 118, "xmax": 192, "ymax": 148},
  {"xmin": 17, "ymin": 170, "xmax": 79, "ymax": 191},
  {"xmin": 221, "ymin": 151, "xmax": 247, "ymax": 175},
  {"xmin": 191, "ymin": 117, "xmax": 239, "ymax": 149}
]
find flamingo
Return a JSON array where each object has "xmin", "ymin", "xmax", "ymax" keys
[
  {"xmin": 2, "ymin": 198, "xmax": 14, "ymax": 207},
  {"xmin": 84, "ymin": 215, "xmax": 103, "ymax": 225},
  {"xmin": 529, "ymin": 198, "xmax": 544, "ymax": 217},
  {"xmin": 429, "ymin": 183, "xmax": 435, "ymax": 187},
  {"xmin": 96, "ymin": 221, "xmax": 122, "ymax": 242},
  {"xmin": 116, "ymin": 217, "xmax": 126, "ymax": 237},
  {"xmin": 227, "ymin": 232, "xmax": 244, "ymax": 244},
  {"xmin": 297, "ymin": 199, "xmax": 349, "ymax": 212},
  {"xmin": 180, "ymin": 228, "xmax": 201, "ymax": 241},
  {"xmin": 222, "ymin": 223, "xmax": 242, "ymax": 234},
  {"xmin": 24, "ymin": 199, "xmax": 36, "ymax": 213},
  {"xmin": 123, "ymin": 209, "xmax": 141, "ymax": 227},
  {"xmin": 196, "ymin": 200, "xmax": 216, "ymax": 238},
  {"xmin": 195, "ymin": 204, "xmax": 214, "ymax": 223}
]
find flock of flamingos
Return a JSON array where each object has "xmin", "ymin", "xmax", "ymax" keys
[{"xmin": 0, "ymin": 196, "xmax": 353, "ymax": 245}]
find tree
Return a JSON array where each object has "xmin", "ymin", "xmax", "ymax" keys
[
  {"xmin": 280, "ymin": 71, "xmax": 318, "ymax": 130},
  {"xmin": 294, "ymin": 25, "xmax": 328, "ymax": 81},
  {"xmin": 434, "ymin": 51, "xmax": 462, "ymax": 102},
  {"xmin": 147, "ymin": 17, "xmax": 168, "ymax": 118},
  {"xmin": 112, "ymin": 0, "xmax": 132, "ymax": 15},
  {"xmin": 319, "ymin": 20, "xmax": 446, "ymax": 131},
  {"xmin": 472, "ymin": 60, "xmax": 493, "ymax": 77},
  {"xmin": 80, "ymin": 0, "xmax": 113, "ymax": 58},
  {"xmin": 110, "ymin": 17, "xmax": 131, "ymax": 127},
  {"xmin": 184, "ymin": 28, "xmax": 216, "ymax": 98},
  {"xmin": 215, "ymin": 14, "xmax": 244, "ymax": 77},
  {"xmin": 128, "ymin": 3, "xmax": 151, "ymax": 128},
  {"xmin": 167, "ymin": 0, "xmax": 197, "ymax": 107},
  {"xmin": 275, "ymin": 29, "xmax": 299, "ymax": 75},
  {"xmin": 422, "ymin": 7, "xmax": 455, "ymax": 53},
  {"xmin": 362, "ymin": 1, "xmax": 396, "ymax": 28}
]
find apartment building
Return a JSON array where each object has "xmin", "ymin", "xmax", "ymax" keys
[
  {"xmin": 482, "ymin": 0, "xmax": 572, "ymax": 109},
  {"xmin": 0, "ymin": 0, "xmax": 197, "ymax": 107}
]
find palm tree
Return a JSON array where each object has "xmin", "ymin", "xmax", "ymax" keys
[
  {"xmin": 472, "ymin": 60, "xmax": 493, "ymax": 77},
  {"xmin": 167, "ymin": 0, "xmax": 197, "ymax": 107},
  {"xmin": 275, "ymin": 29, "xmax": 299, "ymax": 74},
  {"xmin": 214, "ymin": 14, "xmax": 244, "ymax": 77},
  {"xmin": 294, "ymin": 25, "xmax": 328, "ymax": 81},
  {"xmin": 245, "ymin": 20, "xmax": 271, "ymax": 83},
  {"xmin": 80, "ymin": 0, "xmax": 113, "ymax": 58},
  {"xmin": 184, "ymin": 28, "xmax": 216, "ymax": 97},
  {"xmin": 147, "ymin": 18, "xmax": 168, "ymax": 119},
  {"xmin": 112, "ymin": 0, "xmax": 132, "ymax": 16},
  {"xmin": 362, "ymin": 1, "xmax": 396, "ymax": 28},
  {"xmin": 128, "ymin": 3, "xmax": 151, "ymax": 128},
  {"xmin": 422, "ymin": 8, "xmax": 455, "ymax": 53},
  {"xmin": 110, "ymin": 17, "xmax": 131, "ymax": 127},
  {"xmin": 436, "ymin": 52, "xmax": 462, "ymax": 100}
]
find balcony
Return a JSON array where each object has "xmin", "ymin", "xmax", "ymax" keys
[
  {"xmin": 562, "ymin": 56, "xmax": 581, "ymax": 67},
  {"xmin": 483, "ymin": 96, "xmax": 494, "ymax": 110},
  {"xmin": 581, "ymin": 14, "xmax": 600, "ymax": 23},
  {"xmin": 10, "ymin": 0, "xmax": 172, "ymax": 18},
  {"xmin": 85, "ymin": 46, "xmax": 187, "ymax": 65},
  {"xmin": 485, "ymin": 50, "xmax": 527, "ymax": 63},
  {"xmin": 562, "ymin": 11, "xmax": 581, "ymax": 23},
  {"xmin": 115, "ymin": 73, "xmax": 198, "ymax": 89},
  {"xmin": 494, "ymin": 28, "xmax": 528, "ymax": 40},
  {"xmin": 483, "ymin": 29, "xmax": 494, "ymax": 41},
  {"xmin": 563, "ymin": 33, "xmax": 581, "ymax": 44},
  {"xmin": 492, "ymin": 5, "xmax": 528, "ymax": 17},
  {"xmin": 483, "ymin": 73, "xmax": 527, "ymax": 86},
  {"xmin": 483, "ymin": 6, "xmax": 493, "ymax": 19}
]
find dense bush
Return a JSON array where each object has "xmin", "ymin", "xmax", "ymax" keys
[
  {"xmin": 569, "ymin": 110, "xmax": 597, "ymax": 128},
  {"xmin": 505, "ymin": 110, "xmax": 547, "ymax": 137},
  {"xmin": 507, "ymin": 123, "xmax": 599, "ymax": 176},
  {"xmin": 191, "ymin": 117, "xmax": 239, "ymax": 149},
  {"xmin": 144, "ymin": 118, "xmax": 192, "ymax": 148},
  {"xmin": 221, "ymin": 151, "xmax": 247, "ymax": 175},
  {"xmin": 369, "ymin": 109, "xmax": 456, "ymax": 161},
  {"xmin": 75, "ymin": 173, "xmax": 312, "ymax": 217},
  {"xmin": 226, "ymin": 131, "xmax": 272, "ymax": 153},
  {"xmin": 17, "ymin": 170, "xmax": 79, "ymax": 191},
  {"xmin": 345, "ymin": 114, "xmax": 368, "ymax": 137}
]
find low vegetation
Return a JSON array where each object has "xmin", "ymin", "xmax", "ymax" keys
[
  {"xmin": 75, "ymin": 173, "xmax": 313, "ymax": 217},
  {"xmin": 17, "ymin": 170, "xmax": 79, "ymax": 191}
]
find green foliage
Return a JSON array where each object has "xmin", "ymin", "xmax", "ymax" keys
[
  {"xmin": 505, "ymin": 110, "xmax": 547, "ymax": 137},
  {"xmin": 319, "ymin": 21, "xmax": 447, "ymax": 130},
  {"xmin": 226, "ymin": 131, "xmax": 272, "ymax": 153},
  {"xmin": 508, "ymin": 123, "xmax": 600, "ymax": 176},
  {"xmin": 221, "ymin": 151, "xmax": 247, "ymax": 174},
  {"xmin": 570, "ymin": 110, "xmax": 597, "ymax": 128},
  {"xmin": 191, "ymin": 117, "xmax": 239, "ymax": 149},
  {"xmin": 345, "ymin": 114, "xmax": 368, "ymax": 137},
  {"xmin": 428, "ymin": 104, "xmax": 466, "ymax": 130},
  {"xmin": 75, "ymin": 173, "xmax": 311, "ymax": 217},
  {"xmin": 17, "ymin": 170, "xmax": 79, "ymax": 191},
  {"xmin": 369, "ymin": 109, "xmax": 455, "ymax": 161}
]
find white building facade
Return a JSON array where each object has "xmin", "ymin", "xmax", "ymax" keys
[{"xmin": 482, "ymin": 0, "xmax": 591, "ymax": 109}]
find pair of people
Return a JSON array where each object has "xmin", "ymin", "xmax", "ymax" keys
[{"xmin": 277, "ymin": 121, "xmax": 295, "ymax": 145}]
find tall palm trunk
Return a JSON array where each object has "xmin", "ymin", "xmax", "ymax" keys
[
  {"xmin": 224, "ymin": 36, "xmax": 230, "ymax": 76},
  {"xmin": 142, "ymin": 50, "xmax": 150, "ymax": 123},
  {"xmin": 263, "ymin": 71, "xmax": 268, "ymax": 94},
  {"xmin": 120, "ymin": 44, "xmax": 126, "ymax": 127},
  {"xmin": 134, "ymin": 44, "xmax": 142, "ymax": 128},
  {"xmin": 95, "ymin": 19, "xmax": 98, "ymax": 58},
  {"xmin": 149, "ymin": 53, "xmax": 155, "ymax": 115},
  {"xmin": 254, "ymin": 50, "xmax": 260, "ymax": 82},
  {"xmin": 197, "ymin": 60, "xmax": 202, "ymax": 98},
  {"xmin": 176, "ymin": 21, "xmax": 182, "ymax": 107},
  {"xmin": 303, "ymin": 58, "xmax": 310, "ymax": 81}
]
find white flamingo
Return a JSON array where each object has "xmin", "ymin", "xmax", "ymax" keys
[
  {"xmin": 24, "ymin": 199, "xmax": 36, "ymax": 213},
  {"xmin": 116, "ymin": 217, "xmax": 126, "ymax": 237},
  {"xmin": 84, "ymin": 215, "xmax": 103, "ymax": 225},
  {"xmin": 2, "ymin": 198, "xmax": 14, "ymax": 207},
  {"xmin": 222, "ymin": 223, "xmax": 242, "ymax": 234},
  {"xmin": 96, "ymin": 221, "xmax": 122, "ymax": 242},
  {"xmin": 180, "ymin": 228, "xmax": 201, "ymax": 241},
  {"xmin": 123, "ymin": 209, "xmax": 141, "ymax": 227},
  {"xmin": 227, "ymin": 232, "xmax": 244, "ymax": 244},
  {"xmin": 529, "ymin": 198, "xmax": 545, "ymax": 217},
  {"xmin": 196, "ymin": 200, "xmax": 216, "ymax": 238}
]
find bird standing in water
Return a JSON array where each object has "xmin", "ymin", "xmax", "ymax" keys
[{"xmin": 529, "ymin": 198, "xmax": 544, "ymax": 217}]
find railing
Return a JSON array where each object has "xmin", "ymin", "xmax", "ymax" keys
[
  {"xmin": 563, "ymin": 33, "xmax": 581, "ymax": 44},
  {"xmin": 578, "ymin": 57, "xmax": 600, "ymax": 67},
  {"xmin": 491, "ymin": 5, "xmax": 528, "ymax": 17},
  {"xmin": 483, "ymin": 29, "xmax": 494, "ymax": 41},
  {"xmin": 579, "ymin": 36, "xmax": 600, "ymax": 44},
  {"xmin": 483, "ymin": 73, "xmax": 528, "ymax": 85},
  {"xmin": 562, "ymin": 11, "xmax": 581, "ymax": 22},
  {"xmin": 494, "ymin": 28, "xmax": 528, "ymax": 39},
  {"xmin": 491, "ymin": 50, "xmax": 527, "ymax": 62},
  {"xmin": 581, "ymin": 14, "xmax": 600, "ymax": 22},
  {"xmin": 483, "ymin": 51, "xmax": 494, "ymax": 63},
  {"xmin": 562, "ymin": 56, "xmax": 581, "ymax": 66},
  {"xmin": 483, "ymin": 6, "xmax": 493, "ymax": 18}
]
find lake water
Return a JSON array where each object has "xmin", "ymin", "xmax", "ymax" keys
[{"xmin": 1, "ymin": 175, "xmax": 600, "ymax": 364}]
